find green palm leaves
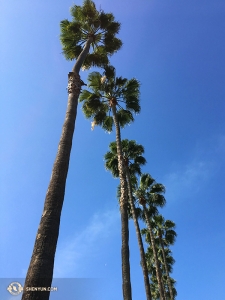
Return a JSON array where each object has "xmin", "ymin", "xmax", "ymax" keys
[
  {"xmin": 60, "ymin": 0, "xmax": 122, "ymax": 69},
  {"xmin": 153, "ymin": 215, "xmax": 177, "ymax": 247},
  {"xmin": 105, "ymin": 139, "xmax": 146, "ymax": 178},
  {"xmin": 135, "ymin": 173, "xmax": 166, "ymax": 209},
  {"xmin": 79, "ymin": 65, "xmax": 140, "ymax": 131}
]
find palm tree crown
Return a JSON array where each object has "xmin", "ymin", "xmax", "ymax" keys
[
  {"xmin": 135, "ymin": 173, "xmax": 166, "ymax": 209},
  {"xmin": 60, "ymin": 0, "xmax": 122, "ymax": 71},
  {"xmin": 152, "ymin": 215, "xmax": 177, "ymax": 247},
  {"xmin": 105, "ymin": 139, "xmax": 146, "ymax": 219},
  {"xmin": 79, "ymin": 65, "xmax": 140, "ymax": 131},
  {"xmin": 105, "ymin": 139, "xmax": 146, "ymax": 177}
]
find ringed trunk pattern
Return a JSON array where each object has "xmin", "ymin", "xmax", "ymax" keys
[
  {"xmin": 126, "ymin": 170, "xmax": 152, "ymax": 300},
  {"xmin": 142, "ymin": 204, "xmax": 165, "ymax": 300},
  {"xmin": 22, "ymin": 39, "xmax": 92, "ymax": 300},
  {"xmin": 111, "ymin": 104, "xmax": 132, "ymax": 300}
]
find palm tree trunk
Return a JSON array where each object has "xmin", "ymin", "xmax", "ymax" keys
[
  {"xmin": 111, "ymin": 105, "xmax": 132, "ymax": 300},
  {"xmin": 22, "ymin": 38, "xmax": 92, "ymax": 300},
  {"xmin": 126, "ymin": 170, "xmax": 152, "ymax": 300},
  {"xmin": 73, "ymin": 37, "xmax": 93, "ymax": 73},
  {"xmin": 142, "ymin": 204, "xmax": 165, "ymax": 300},
  {"xmin": 159, "ymin": 236, "xmax": 174, "ymax": 300},
  {"xmin": 163, "ymin": 278, "xmax": 167, "ymax": 300}
]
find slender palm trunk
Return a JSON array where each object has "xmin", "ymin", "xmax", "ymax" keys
[
  {"xmin": 111, "ymin": 104, "xmax": 132, "ymax": 300},
  {"xmin": 159, "ymin": 236, "xmax": 174, "ymax": 300},
  {"xmin": 126, "ymin": 170, "xmax": 152, "ymax": 300},
  {"xmin": 163, "ymin": 277, "xmax": 167, "ymax": 300},
  {"xmin": 22, "ymin": 38, "xmax": 92, "ymax": 300},
  {"xmin": 142, "ymin": 204, "xmax": 165, "ymax": 300}
]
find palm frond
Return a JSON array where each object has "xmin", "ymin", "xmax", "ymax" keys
[
  {"xmin": 147, "ymin": 193, "xmax": 166, "ymax": 208},
  {"xmin": 140, "ymin": 173, "xmax": 155, "ymax": 189},
  {"xmin": 70, "ymin": 5, "xmax": 86, "ymax": 22},
  {"xmin": 104, "ymin": 36, "xmax": 123, "ymax": 54},
  {"xmin": 117, "ymin": 109, "xmax": 134, "ymax": 128},
  {"xmin": 105, "ymin": 154, "xmax": 119, "ymax": 177},
  {"xmin": 83, "ymin": 51, "xmax": 109, "ymax": 69},
  {"xmin": 87, "ymin": 71, "xmax": 102, "ymax": 90},
  {"xmin": 125, "ymin": 95, "xmax": 141, "ymax": 114},
  {"xmin": 150, "ymin": 183, "xmax": 165, "ymax": 194},
  {"xmin": 134, "ymin": 156, "xmax": 146, "ymax": 166},
  {"xmin": 93, "ymin": 110, "xmax": 107, "ymax": 126},
  {"xmin": 60, "ymin": 20, "xmax": 83, "ymax": 60},
  {"xmin": 98, "ymin": 12, "xmax": 115, "ymax": 30},
  {"xmin": 79, "ymin": 89, "xmax": 93, "ymax": 102},
  {"xmin": 81, "ymin": 0, "xmax": 98, "ymax": 20},
  {"xmin": 108, "ymin": 141, "xmax": 117, "ymax": 155},
  {"xmin": 116, "ymin": 76, "xmax": 127, "ymax": 87},
  {"xmin": 102, "ymin": 116, "xmax": 113, "ymax": 132},
  {"xmin": 165, "ymin": 220, "xmax": 176, "ymax": 229},
  {"xmin": 103, "ymin": 65, "xmax": 116, "ymax": 80},
  {"xmin": 106, "ymin": 21, "xmax": 121, "ymax": 35},
  {"xmin": 129, "ymin": 163, "xmax": 141, "ymax": 176},
  {"xmin": 123, "ymin": 78, "xmax": 140, "ymax": 99}
]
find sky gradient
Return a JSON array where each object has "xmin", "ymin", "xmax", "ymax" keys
[{"xmin": 1, "ymin": 0, "xmax": 225, "ymax": 299}]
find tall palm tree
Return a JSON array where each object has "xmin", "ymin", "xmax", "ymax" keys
[
  {"xmin": 135, "ymin": 174, "xmax": 166, "ymax": 300},
  {"xmin": 157, "ymin": 247, "xmax": 176, "ymax": 299},
  {"xmin": 105, "ymin": 139, "xmax": 152, "ymax": 300},
  {"xmin": 22, "ymin": 2, "xmax": 122, "ymax": 300},
  {"xmin": 80, "ymin": 67, "xmax": 140, "ymax": 300},
  {"xmin": 152, "ymin": 215, "xmax": 177, "ymax": 300},
  {"xmin": 150, "ymin": 275, "xmax": 177, "ymax": 300},
  {"xmin": 144, "ymin": 240, "xmax": 176, "ymax": 300}
]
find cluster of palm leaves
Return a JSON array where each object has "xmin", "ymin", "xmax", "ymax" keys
[
  {"xmin": 60, "ymin": 0, "xmax": 122, "ymax": 72},
  {"xmin": 21, "ymin": 1, "xmax": 177, "ymax": 300}
]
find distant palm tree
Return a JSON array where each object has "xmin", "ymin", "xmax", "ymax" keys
[
  {"xmin": 135, "ymin": 174, "xmax": 166, "ymax": 300},
  {"xmin": 144, "ymin": 236, "xmax": 177, "ymax": 300},
  {"xmin": 80, "ymin": 67, "xmax": 140, "ymax": 300},
  {"xmin": 150, "ymin": 274, "xmax": 177, "ymax": 300},
  {"xmin": 152, "ymin": 215, "xmax": 177, "ymax": 300},
  {"xmin": 105, "ymin": 139, "xmax": 152, "ymax": 300},
  {"xmin": 22, "ymin": 2, "xmax": 121, "ymax": 300},
  {"xmin": 141, "ymin": 227, "xmax": 177, "ymax": 300}
]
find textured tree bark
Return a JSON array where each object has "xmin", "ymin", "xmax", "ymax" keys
[
  {"xmin": 21, "ymin": 39, "xmax": 92, "ymax": 300},
  {"xmin": 111, "ymin": 105, "xmax": 132, "ymax": 300},
  {"xmin": 159, "ymin": 235, "xmax": 174, "ymax": 300},
  {"xmin": 142, "ymin": 204, "xmax": 165, "ymax": 300},
  {"xmin": 126, "ymin": 170, "xmax": 152, "ymax": 300}
]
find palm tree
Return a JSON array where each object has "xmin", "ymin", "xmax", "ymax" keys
[
  {"xmin": 158, "ymin": 248, "xmax": 176, "ymax": 300},
  {"xmin": 80, "ymin": 67, "xmax": 140, "ymax": 300},
  {"xmin": 22, "ymin": 2, "xmax": 122, "ymax": 300},
  {"xmin": 135, "ymin": 174, "xmax": 166, "ymax": 300},
  {"xmin": 144, "ymin": 239, "xmax": 176, "ymax": 300},
  {"xmin": 105, "ymin": 139, "xmax": 152, "ymax": 300},
  {"xmin": 152, "ymin": 215, "xmax": 177, "ymax": 300},
  {"xmin": 150, "ymin": 275, "xmax": 177, "ymax": 300}
]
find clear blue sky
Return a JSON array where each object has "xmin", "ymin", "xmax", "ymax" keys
[{"xmin": 1, "ymin": 0, "xmax": 225, "ymax": 299}]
